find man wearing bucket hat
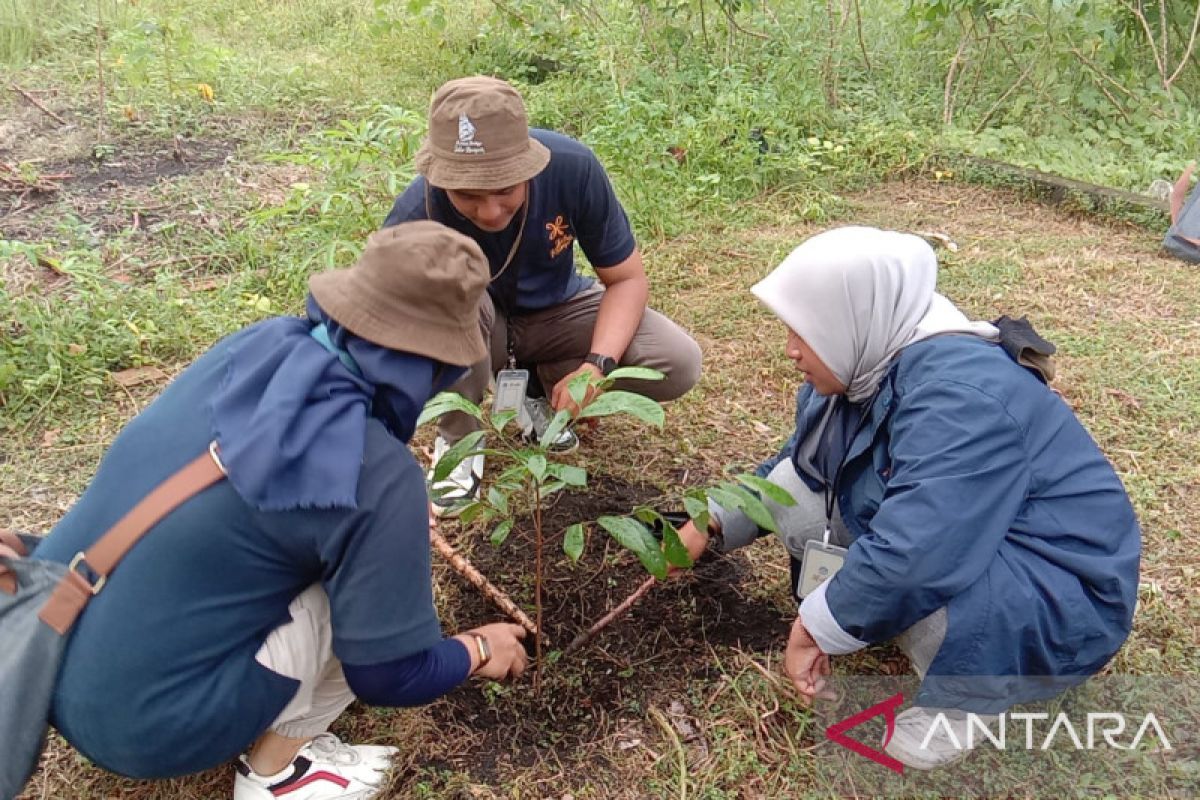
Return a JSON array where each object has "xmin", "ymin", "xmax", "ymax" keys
[
  {"xmin": 384, "ymin": 76, "xmax": 703, "ymax": 515},
  {"xmin": 33, "ymin": 222, "xmax": 530, "ymax": 800}
]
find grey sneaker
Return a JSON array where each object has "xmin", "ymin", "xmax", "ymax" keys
[
  {"xmin": 883, "ymin": 706, "xmax": 998, "ymax": 770},
  {"xmin": 522, "ymin": 396, "xmax": 579, "ymax": 454}
]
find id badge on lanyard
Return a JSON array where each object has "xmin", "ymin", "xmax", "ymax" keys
[
  {"xmin": 797, "ymin": 537, "xmax": 848, "ymax": 598},
  {"xmin": 796, "ymin": 487, "xmax": 848, "ymax": 599},
  {"xmin": 493, "ymin": 368, "xmax": 533, "ymax": 434}
]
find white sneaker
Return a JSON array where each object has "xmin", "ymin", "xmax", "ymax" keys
[
  {"xmin": 883, "ymin": 706, "xmax": 997, "ymax": 770},
  {"xmin": 522, "ymin": 396, "xmax": 579, "ymax": 454},
  {"xmin": 233, "ymin": 733, "xmax": 398, "ymax": 799},
  {"xmin": 428, "ymin": 435, "xmax": 483, "ymax": 518}
]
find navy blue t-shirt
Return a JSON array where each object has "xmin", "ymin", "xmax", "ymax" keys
[
  {"xmin": 383, "ymin": 129, "xmax": 636, "ymax": 314},
  {"xmin": 37, "ymin": 334, "xmax": 441, "ymax": 778}
]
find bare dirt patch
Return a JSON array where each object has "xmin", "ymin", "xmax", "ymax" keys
[
  {"xmin": 2, "ymin": 135, "xmax": 237, "ymax": 240},
  {"xmin": 421, "ymin": 473, "xmax": 790, "ymax": 784}
]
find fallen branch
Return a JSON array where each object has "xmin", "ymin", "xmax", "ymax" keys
[
  {"xmin": 564, "ymin": 575, "xmax": 656, "ymax": 654},
  {"xmin": 430, "ymin": 529, "xmax": 541, "ymax": 640},
  {"xmin": 0, "ymin": 162, "xmax": 72, "ymax": 200},
  {"xmin": 8, "ymin": 83, "xmax": 67, "ymax": 126}
]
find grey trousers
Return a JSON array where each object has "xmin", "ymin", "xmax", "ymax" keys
[
  {"xmin": 438, "ymin": 285, "xmax": 703, "ymax": 443},
  {"xmin": 711, "ymin": 459, "xmax": 947, "ymax": 678}
]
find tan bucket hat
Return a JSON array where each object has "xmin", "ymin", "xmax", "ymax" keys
[
  {"xmin": 308, "ymin": 221, "xmax": 489, "ymax": 367},
  {"xmin": 414, "ymin": 76, "xmax": 551, "ymax": 190}
]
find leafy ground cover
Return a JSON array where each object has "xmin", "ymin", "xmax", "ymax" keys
[{"xmin": 3, "ymin": 1, "xmax": 1199, "ymax": 797}]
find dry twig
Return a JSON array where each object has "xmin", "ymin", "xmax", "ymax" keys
[
  {"xmin": 0, "ymin": 162, "xmax": 72, "ymax": 200},
  {"xmin": 564, "ymin": 574, "xmax": 656, "ymax": 654},
  {"xmin": 8, "ymin": 83, "xmax": 67, "ymax": 126},
  {"xmin": 429, "ymin": 529, "xmax": 541, "ymax": 639}
]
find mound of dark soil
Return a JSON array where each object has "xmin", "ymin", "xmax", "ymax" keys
[{"xmin": 425, "ymin": 474, "xmax": 793, "ymax": 778}]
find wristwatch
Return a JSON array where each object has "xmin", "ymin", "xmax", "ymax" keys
[
  {"xmin": 584, "ymin": 352, "xmax": 618, "ymax": 377},
  {"xmin": 468, "ymin": 633, "xmax": 492, "ymax": 669}
]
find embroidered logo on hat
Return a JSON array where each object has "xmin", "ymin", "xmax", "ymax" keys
[{"xmin": 455, "ymin": 113, "xmax": 485, "ymax": 154}]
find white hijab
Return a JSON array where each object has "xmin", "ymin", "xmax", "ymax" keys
[{"xmin": 751, "ymin": 226, "xmax": 998, "ymax": 403}]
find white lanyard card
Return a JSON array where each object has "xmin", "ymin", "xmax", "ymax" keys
[
  {"xmin": 797, "ymin": 538, "xmax": 848, "ymax": 599},
  {"xmin": 493, "ymin": 369, "xmax": 533, "ymax": 434}
]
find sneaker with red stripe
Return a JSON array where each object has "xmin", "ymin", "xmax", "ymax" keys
[{"xmin": 233, "ymin": 733, "xmax": 398, "ymax": 799}]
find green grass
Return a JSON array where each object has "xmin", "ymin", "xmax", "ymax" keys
[{"xmin": 4, "ymin": 0, "xmax": 1200, "ymax": 797}]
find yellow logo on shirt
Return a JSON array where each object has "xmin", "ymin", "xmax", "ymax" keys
[{"xmin": 546, "ymin": 215, "xmax": 574, "ymax": 258}]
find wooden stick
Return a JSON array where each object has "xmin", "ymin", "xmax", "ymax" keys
[
  {"xmin": 564, "ymin": 575, "xmax": 656, "ymax": 654},
  {"xmin": 8, "ymin": 83, "xmax": 67, "ymax": 126},
  {"xmin": 430, "ymin": 530, "xmax": 541, "ymax": 640}
]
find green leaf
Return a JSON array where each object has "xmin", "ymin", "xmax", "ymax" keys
[
  {"xmin": 491, "ymin": 408, "xmax": 518, "ymax": 433},
  {"xmin": 633, "ymin": 506, "xmax": 658, "ymax": 525},
  {"xmin": 563, "ymin": 523, "xmax": 585, "ymax": 562},
  {"xmin": 705, "ymin": 486, "xmax": 744, "ymax": 514},
  {"xmin": 491, "ymin": 519, "xmax": 514, "ymax": 546},
  {"xmin": 431, "ymin": 430, "xmax": 486, "ymax": 483},
  {"xmin": 598, "ymin": 516, "xmax": 667, "ymax": 579},
  {"xmin": 605, "ymin": 366, "xmax": 665, "ymax": 383},
  {"xmin": 683, "ymin": 494, "xmax": 710, "ymax": 530},
  {"xmin": 577, "ymin": 390, "xmax": 665, "ymax": 428},
  {"xmin": 540, "ymin": 480, "xmax": 567, "ymax": 498},
  {"xmin": 567, "ymin": 369, "xmax": 595, "ymax": 407},
  {"xmin": 458, "ymin": 500, "xmax": 490, "ymax": 526},
  {"xmin": 538, "ymin": 408, "xmax": 572, "ymax": 450},
  {"xmin": 547, "ymin": 463, "xmax": 587, "ymax": 487},
  {"xmin": 681, "ymin": 494, "xmax": 705, "ymax": 520},
  {"xmin": 525, "ymin": 453, "xmax": 547, "ymax": 482},
  {"xmin": 417, "ymin": 392, "xmax": 482, "ymax": 427},
  {"xmin": 487, "ymin": 487, "xmax": 509, "ymax": 516},
  {"xmin": 736, "ymin": 474, "xmax": 797, "ymax": 507},
  {"xmin": 661, "ymin": 524, "xmax": 693, "ymax": 569},
  {"xmin": 497, "ymin": 464, "xmax": 529, "ymax": 487},
  {"xmin": 723, "ymin": 483, "xmax": 779, "ymax": 533}
]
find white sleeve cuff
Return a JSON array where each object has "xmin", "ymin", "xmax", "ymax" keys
[{"xmin": 799, "ymin": 580, "xmax": 868, "ymax": 655}]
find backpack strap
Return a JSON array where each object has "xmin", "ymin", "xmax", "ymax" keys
[{"xmin": 37, "ymin": 442, "xmax": 227, "ymax": 635}]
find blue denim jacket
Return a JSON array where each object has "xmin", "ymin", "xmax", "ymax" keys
[{"xmin": 763, "ymin": 335, "xmax": 1140, "ymax": 710}]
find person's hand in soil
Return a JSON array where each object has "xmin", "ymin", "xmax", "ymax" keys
[
  {"xmin": 550, "ymin": 362, "xmax": 603, "ymax": 416},
  {"xmin": 455, "ymin": 622, "xmax": 529, "ymax": 681},
  {"xmin": 783, "ymin": 616, "xmax": 833, "ymax": 704},
  {"xmin": 667, "ymin": 518, "xmax": 714, "ymax": 576}
]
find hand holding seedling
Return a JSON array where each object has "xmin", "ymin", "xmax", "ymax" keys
[
  {"xmin": 550, "ymin": 361, "xmax": 603, "ymax": 416},
  {"xmin": 456, "ymin": 622, "xmax": 529, "ymax": 681},
  {"xmin": 784, "ymin": 616, "xmax": 833, "ymax": 704}
]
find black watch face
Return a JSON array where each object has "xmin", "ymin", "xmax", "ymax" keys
[{"xmin": 588, "ymin": 354, "xmax": 615, "ymax": 375}]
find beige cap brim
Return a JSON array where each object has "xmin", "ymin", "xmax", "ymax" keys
[
  {"xmin": 415, "ymin": 138, "xmax": 551, "ymax": 190},
  {"xmin": 310, "ymin": 270, "xmax": 487, "ymax": 367}
]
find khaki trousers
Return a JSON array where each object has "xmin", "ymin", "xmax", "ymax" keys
[{"xmin": 254, "ymin": 584, "xmax": 355, "ymax": 740}]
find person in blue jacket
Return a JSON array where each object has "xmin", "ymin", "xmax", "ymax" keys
[
  {"xmin": 34, "ymin": 222, "xmax": 530, "ymax": 800},
  {"xmin": 676, "ymin": 226, "xmax": 1141, "ymax": 770}
]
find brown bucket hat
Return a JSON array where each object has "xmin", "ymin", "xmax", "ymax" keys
[
  {"xmin": 308, "ymin": 221, "xmax": 489, "ymax": 367},
  {"xmin": 414, "ymin": 76, "xmax": 551, "ymax": 190}
]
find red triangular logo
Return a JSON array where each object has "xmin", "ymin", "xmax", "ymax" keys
[{"xmin": 825, "ymin": 692, "xmax": 906, "ymax": 774}]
